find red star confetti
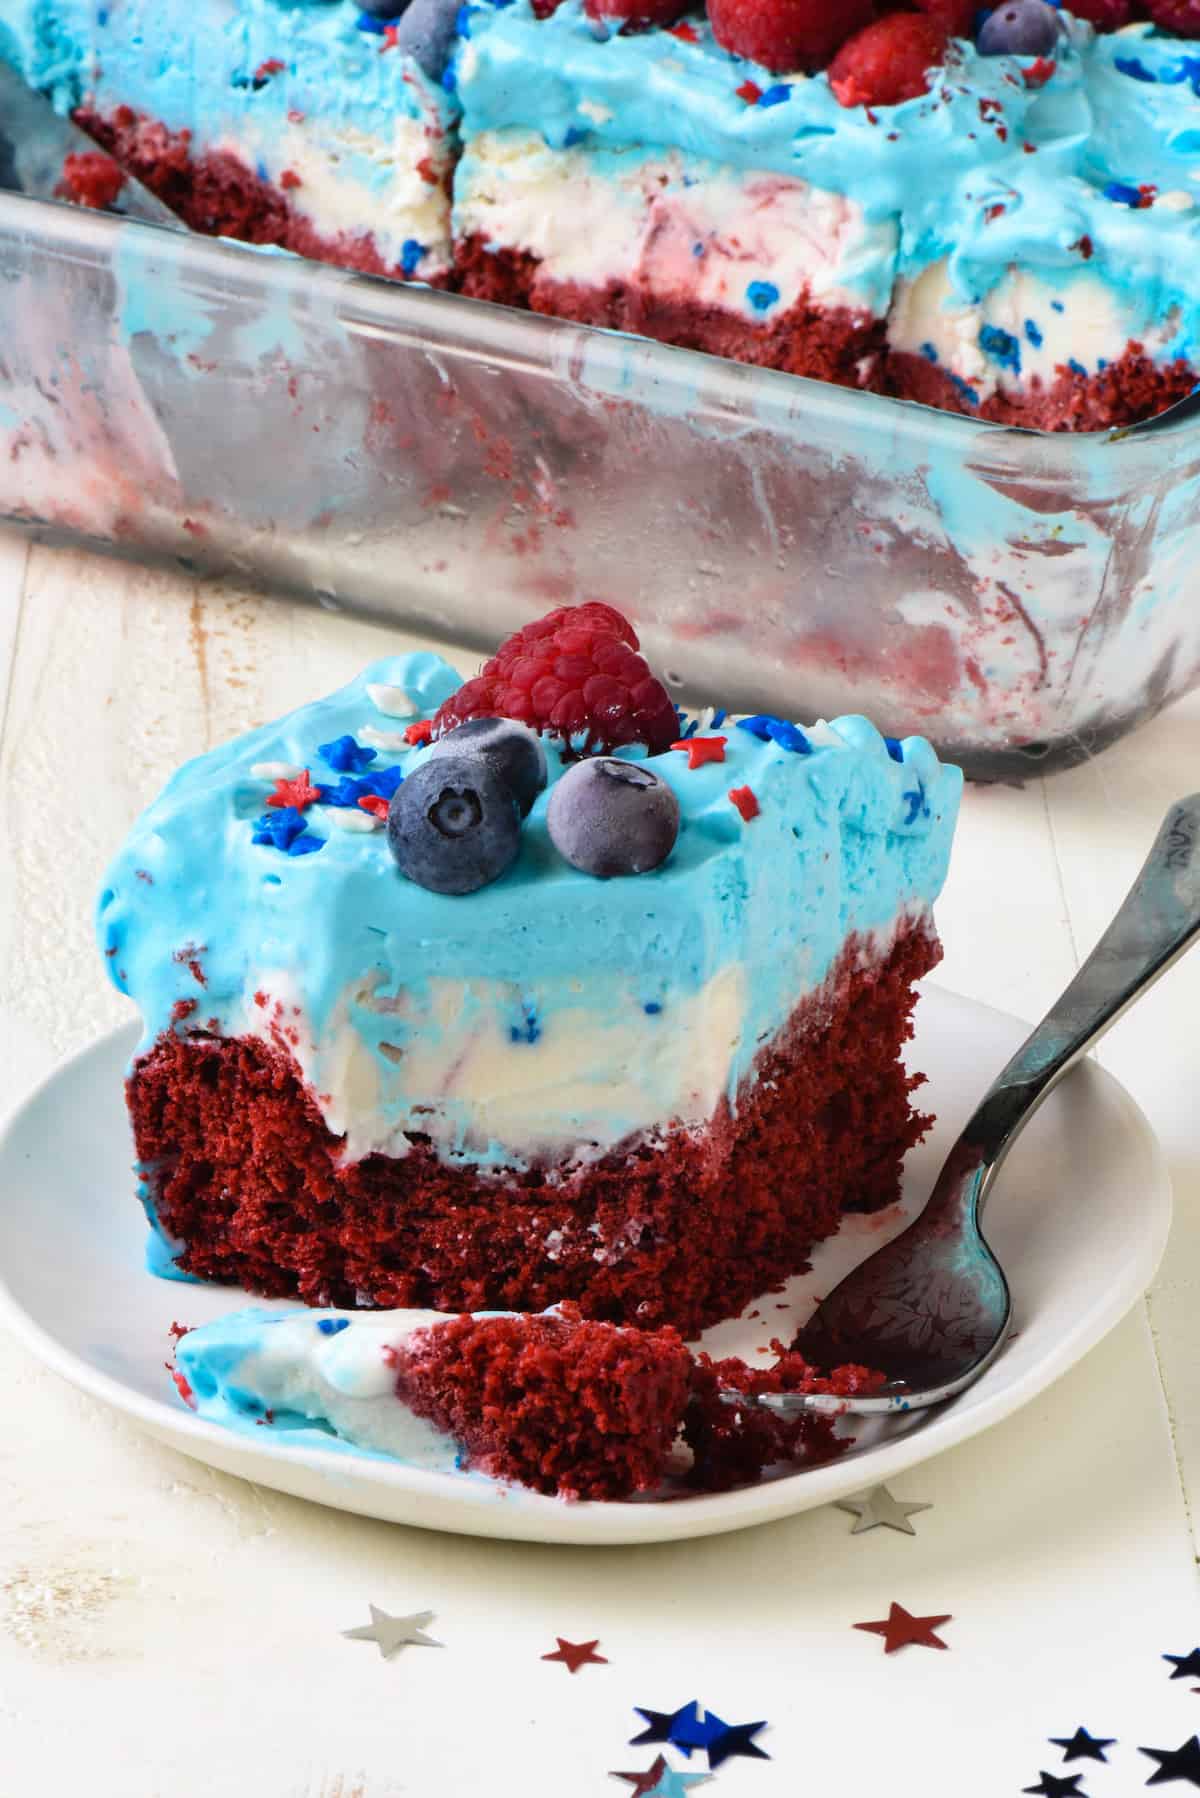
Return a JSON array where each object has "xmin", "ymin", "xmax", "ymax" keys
[
  {"xmin": 357, "ymin": 795, "xmax": 390, "ymax": 821},
  {"xmin": 671, "ymin": 736, "xmax": 727, "ymax": 769},
  {"xmin": 728, "ymin": 785, "xmax": 760, "ymax": 822},
  {"xmin": 853, "ymin": 1602, "xmax": 952, "ymax": 1654},
  {"xmin": 541, "ymin": 1637, "xmax": 608, "ymax": 1674},
  {"xmin": 266, "ymin": 769, "xmax": 323, "ymax": 811},
  {"xmin": 405, "ymin": 720, "xmax": 434, "ymax": 746},
  {"xmin": 611, "ymin": 1757, "xmax": 711, "ymax": 1796},
  {"xmin": 737, "ymin": 79, "xmax": 762, "ymax": 103}
]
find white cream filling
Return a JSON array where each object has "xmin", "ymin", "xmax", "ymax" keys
[
  {"xmin": 455, "ymin": 128, "xmax": 894, "ymax": 320},
  {"xmin": 215, "ymin": 113, "xmax": 454, "ymax": 275},
  {"xmin": 889, "ymin": 259, "xmax": 1182, "ymax": 399}
]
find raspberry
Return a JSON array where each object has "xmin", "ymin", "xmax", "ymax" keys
[
  {"xmin": 707, "ymin": 0, "xmax": 873, "ymax": 75},
  {"xmin": 1145, "ymin": 0, "xmax": 1200, "ymax": 32},
  {"xmin": 912, "ymin": 0, "xmax": 975, "ymax": 35},
  {"xmin": 585, "ymin": 0, "xmax": 689, "ymax": 24},
  {"xmin": 829, "ymin": 13, "xmax": 947, "ymax": 108},
  {"xmin": 433, "ymin": 603, "xmax": 680, "ymax": 757},
  {"xmin": 1064, "ymin": 0, "xmax": 1131, "ymax": 25}
]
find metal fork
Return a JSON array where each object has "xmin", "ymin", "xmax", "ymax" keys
[{"xmin": 723, "ymin": 794, "xmax": 1200, "ymax": 1419}]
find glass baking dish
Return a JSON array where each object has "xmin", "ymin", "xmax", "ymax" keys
[{"xmin": 3, "ymin": 184, "xmax": 1198, "ymax": 780}]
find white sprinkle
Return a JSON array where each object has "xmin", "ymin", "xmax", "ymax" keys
[
  {"xmin": 804, "ymin": 720, "xmax": 850, "ymax": 750},
  {"xmin": 367, "ymin": 683, "xmax": 419, "ymax": 720},
  {"xmin": 578, "ymin": 99, "xmax": 612, "ymax": 125},
  {"xmin": 359, "ymin": 725, "xmax": 413, "ymax": 752},
  {"xmin": 1156, "ymin": 189, "xmax": 1195, "ymax": 213},
  {"xmin": 316, "ymin": 806, "xmax": 380, "ymax": 833},
  {"xmin": 251, "ymin": 761, "xmax": 303, "ymax": 780}
]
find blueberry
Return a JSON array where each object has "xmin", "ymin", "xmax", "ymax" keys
[
  {"xmin": 977, "ymin": 0, "xmax": 1059, "ymax": 56},
  {"xmin": 428, "ymin": 718, "xmax": 547, "ymax": 819},
  {"xmin": 357, "ymin": 0, "xmax": 411, "ymax": 17},
  {"xmin": 392, "ymin": 0, "xmax": 460, "ymax": 77},
  {"xmin": 387, "ymin": 755, "xmax": 521, "ymax": 894},
  {"xmin": 547, "ymin": 758, "xmax": 680, "ymax": 879}
]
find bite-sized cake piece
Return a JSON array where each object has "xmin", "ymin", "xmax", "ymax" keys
[
  {"xmin": 98, "ymin": 603, "xmax": 961, "ymax": 1337},
  {"xmin": 173, "ymin": 1303, "xmax": 884, "ymax": 1498},
  {"xmin": 7, "ymin": 0, "xmax": 459, "ymax": 283}
]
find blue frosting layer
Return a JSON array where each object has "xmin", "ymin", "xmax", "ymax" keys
[{"xmin": 97, "ymin": 650, "xmax": 960, "ymax": 1179}]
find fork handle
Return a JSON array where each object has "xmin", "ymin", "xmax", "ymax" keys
[{"xmin": 961, "ymin": 793, "xmax": 1200, "ymax": 1198}]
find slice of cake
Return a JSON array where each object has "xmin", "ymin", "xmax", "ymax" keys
[
  {"xmin": 172, "ymin": 1304, "xmax": 883, "ymax": 1497},
  {"xmin": 98, "ymin": 602, "xmax": 960, "ymax": 1337}
]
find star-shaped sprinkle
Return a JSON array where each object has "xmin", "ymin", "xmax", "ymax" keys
[
  {"xmin": 670, "ymin": 736, "xmax": 727, "ymax": 769},
  {"xmin": 1141, "ymin": 1738, "xmax": 1200, "ymax": 1787},
  {"xmin": 834, "ymin": 1484, "xmax": 932, "ymax": 1536},
  {"xmin": 405, "ymin": 719, "xmax": 434, "ymax": 746},
  {"xmin": 266, "ymin": 768, "xmax": 324, "ymax": 810},
  {"xmin": 318, "ymin": 733, "xmax": 377, "ymax": 773},
  {"xmin": 631, "ymin": 1703, "xmax": 768, "ymax": 1768},
  {"xmin": 736, "ymin": 714, "xmax": 811, "ymax": 754},
  {"xmin": 1167, "ymin": 1652, "xmax": 1200, "ymax": 1682},
  {"xmin": 610, "ymin": 1756, "xmax": 711, "ymax": 1796},
  {"xmin": 357, "ymin": 795, "xmax": 390, "ymax": 821},
  {"xmin": 251, "ymin": 807, "xmax": 325, "ymax": 856},
  {"xmin": 341, "ymin": 1605, "xmax": 442, "ymax": 1659},
  {"xmin": 1023, "ymin": 1774, "xmax": 1087, "ymax": 1796},
  {"xmin": 1050, "ymin": 1729, "xmax": 1116, "ymax": 1765},
  {"xmin": 541, "ymin": 1637, "xmax": 608, "ymax": 1674},
  {"xmin": 853, "ymin": 1603, "xmax": 952, "ymax": 1654},
  {"xmin": 729, "ymin": 785, "xmax": 760, "ymax": 822}
]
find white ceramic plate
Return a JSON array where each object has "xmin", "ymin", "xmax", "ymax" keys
[{"xmin": 0, "ymin": 986, "xmax": 1170, "ymax": 1545}]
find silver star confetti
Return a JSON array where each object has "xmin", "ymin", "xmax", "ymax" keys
[
  {"xmin": 834, "ymin": 1484, "xmax": 932, "ymax": 1536},
  {"xmin": 341, "ymin": 1605, "xmax": 443, "ymax": 1659}
]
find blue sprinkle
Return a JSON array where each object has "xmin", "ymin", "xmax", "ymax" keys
[
  {"xmin": 442, "ymin": 62, "xmax": 457, "ymax": 92},
  {"xmin": 903, "ymin": 782, "xmax": 930, "ymax": 825},
  {"xmin": 1050, "ymin": 300, "xmax": 1064, "ymax": 314},
  {"xmin": 758, "ymin": 84, "xmax": 791, "ymax": 107},
  {"xmin": 883, "ymin": 737, "xmax": 904, "ymax": 763},
  {"xmin": 736, "ymin": 715, "xmax": 811, "ymax": 755},
  {"xmin": 356, "ymin": 9, "xmax": 387, "ymax": 29},
  {"xmin": 319, "ymin": 734, "xmax": 377, "ymax": 773},
  {"xmin": 746, "ymin": 280, "xmax": 780, "ymax": 314},
  {"xmin": 1114, "ymin": 54, "xmax": 1157, "ymax": 82},
  {"xmin": 1068, "ymin": 357, "xmax": 1087, "ymax": 377},
  {"xmin": 1104, "ymin": 180, "xmax": 1142, "ymax": 208},
  {"xmin": 643, "ymin": 1001, "xmax": 662, "ymax": 1015},
  {"xmin": 371, "ymin": 765, "xmax": 405, "ymax": 800},
  {"xmin": 317, "ymin": 1317, "xmax": 350, "ymax": 1336},
  {"xmin": 950, "ymin": 373, "xmax": 980, "ymax": 407},
  {"xmin": 255, "ymin": 160, "xmax": 269, "ymax": 183},
  {"xmin": 401, "ymin": 238, "xmax": 427, "ymax": 277},
  {"xmin": 692, "ymin": 242, "xmax": 705, "ymax": 258},
  {"xmin": 509, "ymin": 1006, "xmax": 540, "ymax": 1045},
  {"xmin": 324, "ymin": 773, "xmax": 376, "ymax": 809},
  {"xmin": 97, "ymin": 5, "xmax": 108, "ymax": 20},
  {"xmin": 710, "ymin": 709, "xmax": 727, "ymax": 728},
  {"xmin": 1024, "ymin": 318, "xmax": 1043, "ymax": 348},
  {"xmin": 287, "ymin": 832, "xmax": 325, "ymax": 857},
  {"xmin": 455, "ymin": 2, "xmax": 472, "ymax": 33},
  {"xmin": 252, "ymin": 807, "xmax": 309, "ymax": 851},
  {"xmin": 564, "ymin": 125, "xmax": 587, "ymax": 147},
  {"xmin": 978, "ymin": 324, "xmax": 1021, "ymax": 374},
  {"xmin": 920, "ymin": 341, "xmax": 939, "ymax": 364}
]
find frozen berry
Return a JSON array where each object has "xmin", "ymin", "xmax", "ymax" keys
[
  {"xmin": 547, "ymin": 759, "xmax": 680, "ymax": 879},
  {"xmin": 393, "ymin": 0, "xmax": 459, "ymax": 75},
  {"xmin": 427, "ymin": 717, "xmax": 548, "ymax": 818},
  {"xmin": 1145, "ymin": 0, "xmax": 1200, "ymax": 33},
  {"xmin": 1064, "ymin": 0, "xmax": 1131, "ymax": 25},
  {"xmin": 708, "ymin": 0, "xmax": 873, "ymax": 73},
  {"xmin": 829, "ymin": 13, "xmax": 947, "ymax": 106},
  {"xmin": 913, "ymin": 0, "xmax": 976, "ymax": 35},
  {"xmin": 357, "ymin": 0, "xmax": 411, "ymax": 17},
  {"xmin": 585, "ymin": 0, "xmax": 689, "ymax": 23},
  {"xmin": 976, "ymin": 0, "xmax": 1060, "ymax": 54},
  {"xmin": 387, "ymin": 755, "xmax": 521, "ymax": 894},
  {"xmin": 432, "ymin": 602, "xmax": 679, "ymax": 758}
]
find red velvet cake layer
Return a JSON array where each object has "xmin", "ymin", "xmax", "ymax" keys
[
  {"xmin": 887, "ymin": 345, "xmax": 1199, "ymax": 432},
  {"xmin": 127, "ymin": 921, "xmax": 939, "ymax": 1337},
  {"xmin": 77, "ymin": 107, "xmax": 450, "ymax": 285}
]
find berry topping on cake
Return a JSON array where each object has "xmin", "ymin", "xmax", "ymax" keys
[
  {"xmin": 1144, "ymin": 0, "xmax": 1200, "ymax": 34},
  {"xmin": 707, "ymin": 0, "xmax": 873, "ymax": 75},
  {"xmin": 432, "ymin": 603, "xmax": 678, "ymax": 758},
  {"xmin": 829, "ymin": 13, "xmax": 947, "ymax": 108},
  {"xmin": 387, "ymin": 755, "xmax": 522, "ymax": 894},
  {"xmin": 547, "ymin": 759, "xmax": 680, "ymax": 878},
  {"xmin": 585, "ymin": 0, "xmax": 690, "ymax": 26},
  {"xmin": 976, "ymin": 0, "xmax": 1060, "ymax": 55},
  {"xmin": 391, "ymin": 0, "xmax": 459, "ymax": 76},
  {"xmin": 428, "ymin": 717, "xmax": 548, "ymax": 818}
]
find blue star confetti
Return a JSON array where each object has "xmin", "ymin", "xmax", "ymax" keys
[
  {"xmin": 735, "ymin": 714, "xmax": 811, "ymax": 755},
  {"xmin": 1049, "ymin": 1729, "xmax": 1115, "ymax": 1765},
  {"xmin": 319, "ymin": 733, "xmax": 377, "ymax": 774},
  {"xmin": 631, "ymin": 1702, "xmax": 769, "ymax": 1769},
  {"xmin": 1023, "ymin": 1775, "xmax": 1087, "ymax": 1797},
  {"xmin": 251, "ymin": 808, "xmax": 325, "ymax": 856},
  {"xmin": 1140, "ymin": 1736, "xmax": 1200, "ymax": 1787},
  {"xmin": 1165, "ymin": 1650, "xmax": 1200, "ymax": 1682}
]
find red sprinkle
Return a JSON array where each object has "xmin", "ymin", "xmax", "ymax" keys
[
  {"xmin": 280, "ymin": 169, "xmax": 301, "ymax": 191},
  {"xmin": 671, "ymin": 735, "xmax": 727, "ymax": 769},
  {"xmin": 382, "ymin": 22, "xmax": 400, "ymax": 47},
  {"xmin": 669, "ymin": 20, "xmax": 699, "ymax": 37},
  {"xmin": 357, "ymin": 795, "xmax": 391, "ymax": 820},
  {"xmin": 1022, "ymin": 56, "xmax": 1056, "ymax": 88},
  {"xmin": 287, "ymin": 108, "xmax": 306, "ymax": 123},
  {"xmin": 729, "ymin": 785, "xmax": 760, "ymax": 822},
  {"xmin": 171, "ymin": 1367, "xmax": 197, "ymax": 1408},
  {"xmin": 254, "ymin": 58, "xmax": 286, "ymax": 80},
  {"xmin": 405, "ymin": 720, "xmax": 435, "ymax": 747},
  {"xmin": 736, "ymin": 79, "xmax": 763, "ymax": 102},
  {"xmin": 267, "ymin": 769, "xmax": 323, "ymax": 810},
  {"xmin": 1070, "ymin": 233, "xmax": 1094, "ymax": 260}
]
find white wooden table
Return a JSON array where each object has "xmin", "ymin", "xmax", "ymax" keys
[{"xmin": 2, "ymin": 533, "xmax": 1198, "ymax": 1798}]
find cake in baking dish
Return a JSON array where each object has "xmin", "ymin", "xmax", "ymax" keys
[
  {"xmin": 8, "ymin": 0, "xmax": 1200, "ymax": 427},
  {"xmin": 97, "ymin": 603, "xmax": 959, "ymax": 1338}
]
